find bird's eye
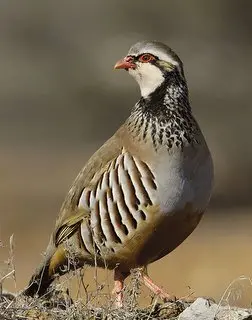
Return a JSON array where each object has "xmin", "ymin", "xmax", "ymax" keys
[{"xmin": 138, "ymin": 54, "xmax": 155, "ymax": 63}]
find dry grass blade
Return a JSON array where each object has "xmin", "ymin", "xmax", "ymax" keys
[
  {"xmin": 0, "ymin": 262, "xmax": 187, "ymax": 320},
  {"xmin": 0, "ymin": 292, "xmax": 186, "ymax": 320}
]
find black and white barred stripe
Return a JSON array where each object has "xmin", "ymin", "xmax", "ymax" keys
[{"xmin": 78, "ymin": 152, "xmax": 157, "ymax": 255}]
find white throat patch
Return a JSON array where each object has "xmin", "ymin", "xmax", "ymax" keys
[{"xmin": 129, "ymin": 63, "xmax": 164, "ymax": 98}]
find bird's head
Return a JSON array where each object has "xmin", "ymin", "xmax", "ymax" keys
[{"xmin": 114, "ymin": 41, "xmax": 184, "ymax": 98}]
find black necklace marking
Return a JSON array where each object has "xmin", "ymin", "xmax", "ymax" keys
[{"xmin": 128, "ymin": 70, "xmax": 199, "ymax": 150}]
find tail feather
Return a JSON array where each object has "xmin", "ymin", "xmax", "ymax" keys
[
  {"xmin": 24, "ymin": 245, "xmax": 66, "ymax": 297},
  {"xmin": 24, "ymin": 263, "xmax": 53, "ymax": 297}
]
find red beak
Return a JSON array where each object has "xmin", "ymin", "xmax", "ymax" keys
[{"xmin": 114, "ymin": 56, "xmax": 136, "ymax": 70}]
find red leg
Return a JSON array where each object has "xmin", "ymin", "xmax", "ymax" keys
[
  {"xmin": 140, "ymin": 272, "xmax": 176, "ymax": 302},
  {"xmin": 112, "ymin": 269, "xmax": 129, "ymax": 307},
  {"xmin": 140, "ymin": 270, "xmax": 211, "ymax": 303}
]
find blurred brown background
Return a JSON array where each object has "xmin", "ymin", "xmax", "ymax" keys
[{"xmin": 0, "ymin": 0, "xmax": 252, "ymax": 307}]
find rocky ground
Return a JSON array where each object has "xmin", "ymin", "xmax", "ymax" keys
[{"xmin": 0, "ymin": 293, "xmax": 252, "ymax": 320}]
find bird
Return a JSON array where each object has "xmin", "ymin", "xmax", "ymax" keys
[{"xmin": 24, "ymin": 40, "xmax": 213, "ymax": 307}]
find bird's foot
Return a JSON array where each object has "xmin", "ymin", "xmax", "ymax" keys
[
  {"xmin": 112, "ymin": 268, "xmax": 130, "ymax": 308},
  {"xmin": 112, "ymin": 279, "xmax": 124, "ymax": 308},
  {"xmin": 140, "ymin": 273, "xmax": 176, "ymax": 302}
]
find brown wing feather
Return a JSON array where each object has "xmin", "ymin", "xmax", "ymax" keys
[
  {"xmin": 54, "ymin": 126, "xmax": 125, "ymax": 236},
  {"xmin": 54, "ymin": 208, "xmax": 89, "ymax": 246}
]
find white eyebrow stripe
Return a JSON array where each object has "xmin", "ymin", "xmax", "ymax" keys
[{"xmin": 132, "ymin": 50, "xmax": 179, "ymax": 67}]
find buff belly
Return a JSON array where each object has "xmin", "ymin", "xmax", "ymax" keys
[{"xmin": 74, "ymin": 203, "xmax": 203, "ymax": 273}]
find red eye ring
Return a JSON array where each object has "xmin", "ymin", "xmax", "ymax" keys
[{"xmin": 138, "ymin": 53, "xmax": 155, "ymax": 63}]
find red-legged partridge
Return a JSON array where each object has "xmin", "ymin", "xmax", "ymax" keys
[{"xmin": 24, "ymin": 41, "xmax": 213, "ymax": 306}]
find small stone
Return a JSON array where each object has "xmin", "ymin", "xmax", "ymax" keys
[{"xmin": 179, "ymin": 298, "xmax": 252, "ymax": 320}]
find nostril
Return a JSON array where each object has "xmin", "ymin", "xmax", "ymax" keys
[{"xmin": 125, "ymin": 56, "xmax": 133, "ymax": 63}]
